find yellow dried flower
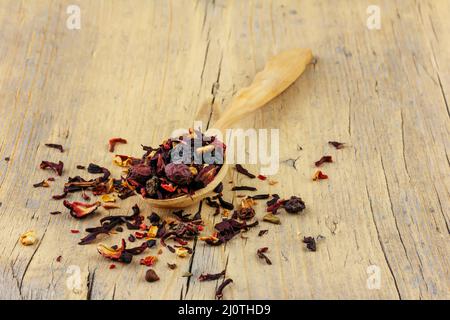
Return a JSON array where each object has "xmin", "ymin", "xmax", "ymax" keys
[{"xmin": 20, "ymin": 230, "xmax": 37, "ymax": 246}]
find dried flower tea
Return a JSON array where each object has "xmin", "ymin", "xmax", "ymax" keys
[
  {"xmin": 97, "ymin": 239, "xmax": 133, "ymax": 263},
  {"xmin": 140, "ymin": 255, "xmax": 158, "ymax": 266},
  {"xmin": 20, "ymin": 230, "xmax": 37, "ymax": 246},
  {"xmin": 313, "ymin": 170, "xmax": 328, "ymax": 181},
  {"xmin": 63, "ymin": 200, "xmax": 101, "ymax": 219}
]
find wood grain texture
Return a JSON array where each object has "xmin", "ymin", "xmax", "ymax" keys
[{"xmin": 0, "ymin": 0, "xmax": 448, "ymax": 300}]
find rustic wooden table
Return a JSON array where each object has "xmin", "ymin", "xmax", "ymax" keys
[{"xmin": 0, "ymin": 0, "xmax": 448, "ymax": 300}]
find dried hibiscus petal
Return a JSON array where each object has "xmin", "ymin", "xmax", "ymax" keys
[
  {"xmin": 161, "ymin": 183, "xmax": 176, "ymax": 193},
  {"xmin": 63, "ymin": 200, "xmax": 101, "ymax": 219},
  {"xmin": 109, "ymin": 138, "xmax": 127, "ymax": 152},
  {"xmin": 40, "ymin": 161, "xmax": 64, "ymax": 176},
  {"xmin": 97, "ymin": 239, "xmax": 132, "ymax": 263},
  {"xmin": 140, "ymin": 255, "xmax": 158, "ymax": 266},
  {"xmin": 165, "ymin": 163, "xmax": 193, "ymax": 185},
  {"xmin": 194, "ymin": 165, "xmax": 218, "ymax": 188},
  {"xmin": 313, "ymin": 170, "xmax": 328, "ymax": 181}
]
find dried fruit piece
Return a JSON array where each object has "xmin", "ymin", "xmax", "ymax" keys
[
  {"xmin": 100, "ymin": 194, "xmax": 116, "ymax": 203},
  {"xmin": 194, "ymin": 165, "xmax": 217, "ymax": 188},
  {"xmin": 147, "ymin": 225, "xmax": 158, "ymax": 238},
  {"xmin": 165, "ymin": 163, "xmax": 193, "ymax": 185},
  {"xmin": 145, "ymin": 269, "xmax": 160, "ymax": 282},
  {"xmin": 237, "ymin": 207, "xmax": 255, "ymax": 220},
  {"xmin": 97, "ymin": 239, "xmax": 132, "ymax": 263},
  {"xmin": 63, "ymin": 200, "xmax": 101, "ymax": 219},
  {"xmin": 283, "ymin": 196, "xmax": 306, "ymax": 214},
  {"xmin": 175, "ymin": 247, "xmax": 190, "ymax": 258},
  {"xmin": 167, "ymin": 263, "xmax": 177, "ymax": 270},
  {"xmin": 140, "ymin": 255, "xmax": 158, "ymax": 266},
  {"xmin": 313, "ymin": 170, "xmax": 328, "ymax": 181},
  {"xmin": 263, "ymin": 213, "xmax": 280, "ymax": 224},
  {"xmin": 257, "ymin": 174, "xmax": 267, "ymax": 181},
  {"xmin": 20, "ymin": 230, "xmax": 37, "ymax": 246}
]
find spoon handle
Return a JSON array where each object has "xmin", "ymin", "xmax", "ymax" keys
[{"xmin": 213, "ymin": 48, "xmax": 313, "ymax": 131}]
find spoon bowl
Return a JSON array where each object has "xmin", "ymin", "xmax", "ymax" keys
[{"xmin": 145, "ymin": 48, "xmax": 313, "ymax": 208}]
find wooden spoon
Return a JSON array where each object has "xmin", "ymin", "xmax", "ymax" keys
[{"xmin": 146, "ymin": 48, "xmax": 313, "ymax": 208}]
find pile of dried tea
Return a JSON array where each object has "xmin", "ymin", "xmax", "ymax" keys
[{"xmin": 117, "ymin": 129, "xmax": 225, "ymax": 199}]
